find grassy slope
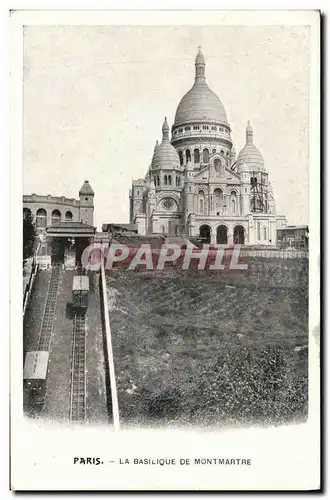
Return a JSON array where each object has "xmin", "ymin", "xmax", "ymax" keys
[{"xmin": 108, "ymin": 268, "xmax": 308, "ymax": 428}]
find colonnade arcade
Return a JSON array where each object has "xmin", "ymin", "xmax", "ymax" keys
[{"xmin": 198, "ymin": 223, "xmax": 246, "ymax": 245}]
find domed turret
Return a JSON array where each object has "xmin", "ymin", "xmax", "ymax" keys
[
  {"xmin": 237, "ymin": 122, "xmax": 265, "ymax": 172},
  {"xmin": 79, "ymin": 180, "xmax": 94, "ymax": 196},
  {"xmin": 151, "ymin": 118, "xmax": 180, "ymax": 170},
  {"xmin": 174, "ymin": 47, "xmax": 228, "ymax": 126}
]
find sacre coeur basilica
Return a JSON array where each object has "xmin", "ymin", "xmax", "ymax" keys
[{"xmin": 129, "ymin": 47, "xmax": 287, "ymax": 245}]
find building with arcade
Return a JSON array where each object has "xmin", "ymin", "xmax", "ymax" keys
[
  {"xmin": 23, "ymin": 180, "xmax": 96, "ymax": 269},
  {"xmin": 23, "ymin": 180, "xmax": 94, "ymax": 231},
  {"xmin": 129, "ymin": 47, "xmax": 287, "ymax": 245}
]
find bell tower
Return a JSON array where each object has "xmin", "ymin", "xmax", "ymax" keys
[{"xmin": 79, "ymin": 180, "xmax": 94, "ymax": 226}]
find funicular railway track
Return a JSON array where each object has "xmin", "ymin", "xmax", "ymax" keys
[
  {"xmin": 24, "ymin": 263, "xmax": 61, "ymax": 413},
  {"xmin": 69, "ymin": 313, "xmax": 87, "ymax": 423},
  {"xmin": 37, "ymin": 263, "xmax": 61, "ymax": 351}
]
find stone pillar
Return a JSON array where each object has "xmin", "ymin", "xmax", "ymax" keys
[
  {"xmin": 211, "ymin": 226, "xmax": 217, "ymax": 245},
  {"xmin": 228, "ymin": 228, "xmax": 234, "ymax": 245},
  {"xmin": 248, "ymin": 216, "xmax": 255, "ymax": 245},
  {"xmin": 237, "ymin": 195, "xmax": 241, "ymax": 216},
  {"xmin": 209, "ymin": 194, "xmax": 213, "ymax": 215},
  {"xmin": 270, "ymin": 220, "xmax": 277, "ymax": 246}
]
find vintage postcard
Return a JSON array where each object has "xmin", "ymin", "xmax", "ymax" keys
[{"xmin": 10, "ymin": 9, "xmax": 320, "ymax": 491}]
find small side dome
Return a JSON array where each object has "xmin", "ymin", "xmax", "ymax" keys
[
  {"xmin": 237, "ymin": 122, "xmax": 264, "ymax": 172},
  {"xmin": 79, "ymin": 180, "xmax": 94, "ymax": 195},
  {"xmin": 151, "ymin": 118, "xmax": 180, "ymax": 170}
]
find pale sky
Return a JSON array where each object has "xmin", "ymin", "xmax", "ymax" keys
[{"xmin": 23, "ymin": 25, "xmax": 310, "ymax": 230}]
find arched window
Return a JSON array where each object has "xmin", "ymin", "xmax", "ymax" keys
[
  {"xmin": 186, "ymin": 149, "xmax": 191, "ymax": 163},
  {"xmin": 157, "ymin": 176, "xmax": 160, "ymax": 186},
  {"xmin": 250, "ymin": 176, "xmax": 258, "ymax": 186},
  {"xmin": 257, "ymin": 222, "xmax": 261, "ymax": 241},
  {"xmin": 179, "ymin": 151, "xmax": 184, "ymax": 166},
  {"xmin": 36, "ymin": 208, "xmax": 47, "ymax": 228},
  {"xmin": 51, "ymin": 209, "xmax": 61, "ymax": 224},
  {"xmin": 214, "ymin": 188, "xmax": 223, "ymax": 201},
  {"xmin": 234, "ymin": 225, "xmax": 245, "ymax": 245},
  {"xmin": 230, "ymin": 191, "xmax": 237, "ymax": 215},
  {"xmin": 168, "ymin": 175, "xmax": 172, "ymax": 185},
  {"xmin": 161, "ymin": 225, "xmax": 166, "ymax": 234},
  {"xmin": 263, "ymin": 227, "xmax": 267, "ymax": 241},
  {"xmin": 199, "ymin": 190, "xmax": 205, "ymax": 214},
  {"xmin": 164, "ymin": 175, "xmax": 168, "ymax": 186},
  {"xmin": 214, "ymin": 188, "xmax": 223, "ymax": 214},
  {"xmin": 194, "ymin": 148, "xmax": 200, "ymax": 163},
  {"xmin": 203, "ymin": 148, "xmax": 209, "ymax": 163},
  {"xmin": 65, "ymin": 210, "xmax": 73, "ymax": 221}
]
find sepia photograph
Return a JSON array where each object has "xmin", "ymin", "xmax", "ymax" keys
[{"xmin": 11, "ymin": 9, "xmax": 320, "ymax": 491}]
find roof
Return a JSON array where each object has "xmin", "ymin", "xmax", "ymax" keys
[
  {"xmin": 102, "ymin": 223, "xmax": 138, "ymax": 232},
  {"xmin": 73, "ymin": 275, "xmax": 89, "ymax": 291},
  {"xmin": 174, "ymin": 81, "xmax": 228, "ymax": 126},
  {"xmin": 174, "ymin": 49, "xmax": 228, "ymax": 126},
  {"xmin": 279, "ymin": 225, "xmax": 309, "ymax": 231},
  {"xmin": 79, "ymin": 180, "xmax": 94, "ymax": 196},
  {"xmin": 24, "ymin": 351, "xmax": 49, "ymax": 379},
  {"xmin": 46, "ymin": 221, "xmax": 96, "ymax": 238}
]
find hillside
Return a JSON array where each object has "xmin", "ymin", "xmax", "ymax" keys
[{"xmin": 106, "ymin": 262, "xmax": 308, "ymax": 428}]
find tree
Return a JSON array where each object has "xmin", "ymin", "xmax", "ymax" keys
[{"xmin": 23, "ymin": 210, "xmax": 36, "ymax": 262}]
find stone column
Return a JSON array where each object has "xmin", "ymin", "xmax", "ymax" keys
[
  {"xmin": 211, "ymin": 226, "xmax": 217, "ymax": 245},
  {"xmin": 228, "ymin": 228, "xmax": 234, "ymax": 245}
]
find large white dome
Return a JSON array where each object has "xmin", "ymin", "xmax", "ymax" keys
[{"xmin": 174, "ymin": 47, "xmax": 228, "ymax": 126}]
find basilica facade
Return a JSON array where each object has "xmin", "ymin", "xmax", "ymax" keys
[{"xmin": 129, "ymin": 48, "xmax": 287, "ymax": 245}]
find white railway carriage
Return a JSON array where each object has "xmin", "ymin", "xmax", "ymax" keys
[
  {"xmin": 23, "ymin": 351, "xmax": 49, "ymax": 409},
  {"xmin": 72, "ymin": 275, "xmax": 89, "ymax": 312}
]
